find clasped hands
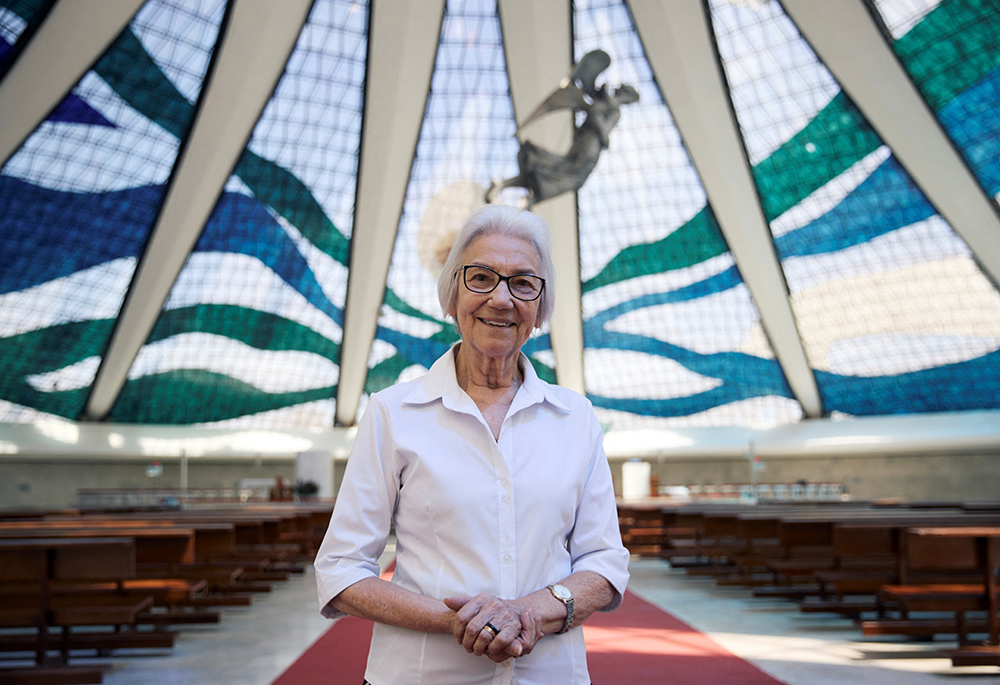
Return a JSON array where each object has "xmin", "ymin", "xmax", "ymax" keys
[{"xmin": 444, "ymin": 593, "xmax": 543, "ymax": 663}]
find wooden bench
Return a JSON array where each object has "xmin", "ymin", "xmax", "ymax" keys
[
  {"xmin": 648, "ymin": 502, "xmax": 835, "ymax": 568},
  {"xmin": 0, "ymin": 502, "xmax": 333, "ymax": 683},
  {"xmin": 0, "ymin": 523, "xmax": 233, "ymax": 620},
  {"xmin": 0, "ymin": 537, "xmax": 160, "ymax": 684},
  {"xmin": 757, "ymin": 509, "xmax": 990, "ymax": 582},
  {"xmin": 798, "ymin": 516, "xmax": 998, "ymax": 618},
  {"xmin": 0, "ymin": 526, "xmax": 194, "ymax": 565},
  {"xmin": 949, "ymin": 529, "xmax": 1000, "ymax": 669},
  {"xmin": 9, "ymin": 517, "xmax": 272, "ymax": 600},
  {"xmin": 869, "ymin": 526, "xmax": 1000, "ymax": 657},
  {"xmin": 661, "ymin": 506, "xmax": 999, "ymax": 603},
  {"xmin": 662, "ymin": 503, "xmax": 871, "ymax": 582},
  {"xmin": 38, "ymin": 505, "xmax": 333, "ymax": 592},
  {"xmin": 662, "ymin": 503, "xmax": 761, "ymax": 570},
  {"xmin": 68, "ymin": 510, "xmax": 306, "ymax": 572},
  {"xmin": 723, "ymin": 507, "xmax": 857, "ymax": 589},
  {"xmin": 646, "ymin": 500, "xmax": 1000, "ymax": 670},
  {"xmin": 618, "ymin": 505, "xmax": 672, "ymax": 557},
  {"xmin": 797, "ymin": 521, "xmax": 907, "ymax": 616}
]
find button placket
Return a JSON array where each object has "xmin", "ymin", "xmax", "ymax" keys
[{"xmin": 494, "ymin": 429, "xmax": 517, "ymax": 599}]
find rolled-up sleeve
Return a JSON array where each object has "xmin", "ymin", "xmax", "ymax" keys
[
  {"xmin": 567, "ymin": 411, "xmax": 630, "ymax": 611},
  {"xmin": 314, "ymin": 396, "xmax": 399, "ymax": 618}
]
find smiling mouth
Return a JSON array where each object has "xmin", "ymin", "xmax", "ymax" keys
[{"xmin": 480, "ymin": 318, "xmax": 515, "ymax": 328}]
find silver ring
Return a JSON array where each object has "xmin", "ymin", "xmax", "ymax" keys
[{"xmin": 482, "ymin": 622, "xmax": 499, "ymax": 639}]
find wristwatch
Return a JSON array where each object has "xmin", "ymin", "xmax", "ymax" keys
[{"xmin": 547, "ymin": 583, "xmax": 574, "ymax": 634}]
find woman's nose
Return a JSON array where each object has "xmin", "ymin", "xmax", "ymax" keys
[{"xmin": 488, "ymin": 279, "xmax": 515, "ymax": 306}]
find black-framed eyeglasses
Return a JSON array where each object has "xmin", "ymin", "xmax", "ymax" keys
[{"xmin": 461, "ymin": 265, "xmax": 545, "ymax": 302}]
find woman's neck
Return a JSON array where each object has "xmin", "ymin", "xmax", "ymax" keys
[
  {"xmin": 454, "ymin": 344, "xmax": 522, "ymax": 441},
  {"xmin": 454, "ymin": 344, "xmax": 522, "ymax": 393}
]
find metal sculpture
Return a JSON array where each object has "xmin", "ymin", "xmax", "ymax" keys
[{"xmin": 487, "ymin": 50, "xmax": 639, "ymax": 207}]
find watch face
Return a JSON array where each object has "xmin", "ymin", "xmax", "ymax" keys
[{"xmin": 552, "ymin": 584, "xmax": 571, "ymax": 601}]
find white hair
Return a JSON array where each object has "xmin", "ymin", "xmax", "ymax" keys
[{"xmin": 437, "ymin": 204, "xmax": 555, "ymax": 326}]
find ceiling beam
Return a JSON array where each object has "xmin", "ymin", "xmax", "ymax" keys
[
  {"xmin": 498, "ymin": 0, "xmax": 585, "ymax": 394},
  {"xmin": 0, "ymin": 0, "xmax": 145, "ymax": 167},
  {"xmin": 85, "ymin": 0, "xmax": 313, "ymax": 420},
  {"xmin": 334, "ymin": 0, "xmax": 446, "ymax": 426},
  {"xmin": 627, "ymin": 0, "xmax": 824, "ymax": 418},
  {"xmin": 783, "ymin": 0, "xmax": 1000, "ymax": 287}
]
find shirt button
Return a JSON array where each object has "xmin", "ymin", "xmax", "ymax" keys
[
  {"xmin": 503, "ymin": 660, "xmax": 512, "ymax": 668},
  {"xmin": 503, "ymin": 554, "xmax": 512, "ymax": 563},
  {"xmin": 500, "ymin": 479, "xmax": 509, "ymax": 488},
  {"xmin": 502, "ymin": 495, "xmax": 511, "ymax": 505}
]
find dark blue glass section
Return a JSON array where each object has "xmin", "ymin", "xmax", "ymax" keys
[
  {"xmin": 0, "ymin": 177, "xmax": 342, "ymax": 325},
  {"xmin": 0, "ymin": 175, "xmax": 156, "ymax": 294}
]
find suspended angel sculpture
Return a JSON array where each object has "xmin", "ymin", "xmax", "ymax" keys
[{"xmin": 487, "ymin": 50, "xmax": 639, "ymax": 208}]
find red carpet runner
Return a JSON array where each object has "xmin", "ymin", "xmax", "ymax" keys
[{"xmin": 272, "ymin": 590, "xmax": 783, "ymax": 684}]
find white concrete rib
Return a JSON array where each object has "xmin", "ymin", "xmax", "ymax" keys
[
  {"xmin": 86, "ymin": 0, "xmax": 314, "ymax": 419},
  {"xmin": 334, "ymin": 0, "xmax": 446, "ymax": 426},
  {"xmin": 627, "ymin": 0, "xmax": 824, "ymax": 417}
]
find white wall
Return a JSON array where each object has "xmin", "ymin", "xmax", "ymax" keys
[{"xmin": 0, "ymin": 410, "xmax": 997, "ymax": 508}]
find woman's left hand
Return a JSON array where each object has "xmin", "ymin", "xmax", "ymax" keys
[{"xmin": 444, "ymin": 594, "xmax": 541, "ymax": 660}]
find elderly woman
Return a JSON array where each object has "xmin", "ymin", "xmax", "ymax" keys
[{"xmin": 314, "ymin": 204, "xmax": 629, "ymax": 684}]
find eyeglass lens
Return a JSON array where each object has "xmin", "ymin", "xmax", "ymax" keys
[{"xmin": 463, "ymin": 266, "xmax": 543, "ymax": 301}]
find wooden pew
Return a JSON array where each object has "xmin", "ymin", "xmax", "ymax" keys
[
  {"xmin": 799, "ymin": 521, "xmax": 906, "ymax": 616},
  {"xmin": 0, "ymin": 509, "xmax": 80, "ymax": 520},
  {"xmin": 0, "ymin": 526, "xmax": 194, "ymax": 565},
  {"xmin": 238, "ymin": 503, "xmax": 329, "ymax": 560},
  {"xmin": 652, "ymin": 502, "xmax": 848, "ymax": 569},
  {"xmin": 9, "ymin": 504, "xmax": 330, "ymax": 601},
  {"xmin": 3, "ymin": 517, "xmax": 265, "ymax": 604},
  {"xmin": 38, "ymin": 507, "xmax": 328, "ymax": 592},
  {"xmin": 646, "ymin": 500, "xmax": 1000, "ymax": 669},
  {"xmin": 646, "ymin": 504, "xmax": 704, "ymax": 562},
  {"xmin": 72, "ymin": 508, "xmax": 307, "ymax": 565},
  {"xmin": 949, "ymin": 530, "xmax": 1000, "ymax": 668},
  {"xmin": 759, "ymin": 510, "xmax": 990, "ymax": 584},
  {"xmin": 662, "ymin": 503, "xmax": 760, "ymax": 570},
  {"xmin": 0, "ymin": 523, "xmax": 231, "ymax": 620},
  {"xmin": 867, "ymin": 526, "xmax": 1000, "ymax": 656},
  {"xmin": 675, "ymin": 507, "xmax": 998, "ymax": 602},
  {"xmin": 665, "ymin": 503, "xmax": 871, "ymax": 582},
  {"xmin": 52, "ymin": 511, "xmax": 298, "ymax": 583},
  {"xmin": 795, "ymin": 517, "xmax": 996, "ymax": 618},
  {"xmin": 0, "ymin": 503, "xmax": 332, "ymax": 683},
  {"xmin": 617, "ymin": 504, "xmax": 671, "ymax": 557},
  {"xmin": 0, "ymin": 537, "xmax": 160, "ymax": 684},
  {"xmin": 774, "ymin": 510, "xmax": 999, "ymax": 596},
  {"xmin": 720, "ymin": 506, "xmax": 854, "ymax": 588}
]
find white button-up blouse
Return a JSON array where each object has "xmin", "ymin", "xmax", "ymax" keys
[{"xmin": 315, "ymin": 347, "xmax": 630, "ymax": 684}]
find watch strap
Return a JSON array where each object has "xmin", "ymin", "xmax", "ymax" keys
[{"xmin": 547, "ymin": 584, "xmax": 574, "ymax": 634}]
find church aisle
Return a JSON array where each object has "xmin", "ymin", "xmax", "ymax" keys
[
  {"xmin": 628, "ymin": 558, "xmax": 999, "ymax": 684},
  {"xmin": 94, "ymin": 566, "xmax": 331, "ymax": 685}
]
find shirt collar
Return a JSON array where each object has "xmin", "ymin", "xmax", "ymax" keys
[{"xmin": 403, "ymin": 343, "xmax": 570, "ymax": 414}]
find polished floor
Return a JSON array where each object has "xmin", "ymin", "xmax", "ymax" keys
[{"xmin": 8, "ymin": 556, "xmax": 1000, "ymax": 684}]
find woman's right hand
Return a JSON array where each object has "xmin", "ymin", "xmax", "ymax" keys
[{"xmin": 499, "ymin": 609, "xmax": 542, "ymax": 662}]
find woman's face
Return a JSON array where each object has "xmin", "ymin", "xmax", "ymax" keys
[{"xmin": 451, "ymin": 233, "xmax": 543, "ymax": 363}]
